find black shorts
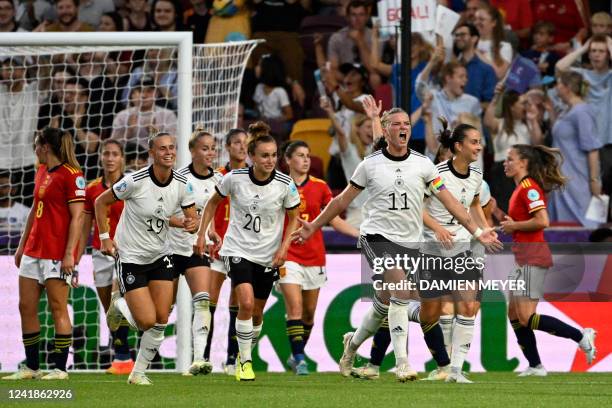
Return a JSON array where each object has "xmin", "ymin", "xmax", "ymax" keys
[
  {"xmin": 359, "ymin": 234, "xmax": 420, "ymax": 281},
  {"xmin": 117, "ymin": 255, "xmax": 175, "ymax": 294},
  {"xmin": 416, "ymin": 251, "xmax": 482, "ymax": 299},
  {"xmin": 172, "ymin": 253, "xmax": 210, "ymax": 278},
  {"xmin": 223, "ymin": 256, "xmax": 279, "ymax": 300}
]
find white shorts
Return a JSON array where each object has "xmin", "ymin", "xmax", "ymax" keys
[
  {"xmin": 210, "ymin": 257, "xmax": 228, "ymax": 276},
  {"xmin": 278, "ymin": 261, "xmax": 326, "ymax": 290},
  {"xmin": 92, "ymin": 249, "xmax": 114, "ymax": 288},
  {"xmin": 509, "ymin": 264, "xmax": 547, "ymax": 300},
  {"xmin": 19, "ymin": 254, "xmax": 70, "ymax": 285}
]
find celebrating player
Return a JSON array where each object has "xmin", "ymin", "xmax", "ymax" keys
[
  {"xmin": 418, "ymin": 118, "xmax": 492, "ymax": 383},
  {"xmin": 208, "ymin": 127, "xmax": 248, "ymax": 375},
  {"xmin": 169, "ymin": 128, "xmax": 222, "ymax": 376},
  {"xmin": 280, "ymin": 140, "xmax": 359, "ymax": 375},
  {"xmin": 3, "ymin": 128, "xmax": 85, "ymax": 381},
  {"xmin": 293, "ymin": 96, "xmax": 501, "ymax": 382},
  {"xmin": 96, "ymin": 131, "xmax": 197, "ymax": 385},
  {"xmin": 79, "ymin": 140, "xmax": 133, "ymax": 375},
  {"xmin": 194, "ymin": 132, "xmax": 301, "ymax": 382},
  {"xmin": 501, "ymin": 144, "xmax": 596, "ymax": 376}
]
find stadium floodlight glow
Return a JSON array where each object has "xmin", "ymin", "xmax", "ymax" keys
[{"xmin": 0, "ymin": 32, "xmax": 260, "ymax": 373}]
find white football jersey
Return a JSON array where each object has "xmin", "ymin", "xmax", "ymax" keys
[
  {"xmin": 169, "ymin": 164, "xmax": 222, "ymax": 257},
  {"xmin": 112, "ymin": 166, "xmax": 195, "ymax": 264},
  {"xmin": 422, "ymin": 159, "xmax": 483, "ymax": 256},
  {"xmin": 350, "ymin": 148, "xmax": 440, "ymax": 247},
  {"xmin": 217, "ymin": 167, "xmax": 301, "ymax": 267}
]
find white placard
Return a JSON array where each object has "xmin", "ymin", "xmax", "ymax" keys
[
  {"xmin": 377, "ymin": 0, "xmax": 436, "ymax": 36},
  {"xmin": 585, "ymin": 194, "xmax": 610, "ymax": 223},
  {"xmin": 434, "ymin": 4, "xmax": 461, "ymax": 47}
]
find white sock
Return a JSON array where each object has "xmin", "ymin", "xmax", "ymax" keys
[
  {"xmin": 251, "ymin": 322, "xmax": 263, "ymax": 350},
  {"xmin": 116, "ymin": 296, "xmax": 138, "ymax": 330},
  {"xmin": 235, "ymin": 318, "xmax": 253, "ymax": 362},
  {"xmin": 133, "ymin": 323, "xmax": 166, "ymax": 374},
  {"xmin": 388, "ymin": 299, "xmax": 409, "ymax": 366},
  {"xmin": 192, "ymin": 292, "xmax": 211, "ymax": 362},
  {"xmin": 450, "ymin": 315, "xmax": 475, "ymax": 371},
  {"xmin": 440, "ymin": 314, "xmax": 454, "ymax": 357},
  {"xmin": 407, "ymin": 301, "xmax": 421, "ymax": 323},
  {"xmin": 351, "ymin": 300, "xmax": 387, "ymax": 351}
]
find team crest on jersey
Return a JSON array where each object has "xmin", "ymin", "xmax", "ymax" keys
[
  {"xmin": 126, "ymin": 273, "xmax": 135, "ymax": 284},
  {"xmin": 116, "ymin": 180, "xmax": 128, "ymax": 192},
  {"xmin": 231, "ymin": 257, "xmax": 241, "ymax": 264},
  {"xmin": 75, "ymin": 176, "xmax": 86, "ymax": 189},
  {"xmin": 154, "ymin": 206, "xmax": 166, "ymax": 219},
  {"xmin": 527, "ymin": 189, "xmax": 540, "ymax": 201},
  {"xmin": 249, "ymin": 200, "xmax": 260, "ymax": 213},
  {"xmin": 394, "ymin": 176, "xmax": 404, "ymax": 187}
]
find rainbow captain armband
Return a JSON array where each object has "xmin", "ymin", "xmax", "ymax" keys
[{"xmin": 430, "ymin": 176, "xmax": 446, "ymax": 193}]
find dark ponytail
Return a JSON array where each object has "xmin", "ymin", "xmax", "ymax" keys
[
  {"xmin": 437, "ymin": 116, "xmax": 477, "ymax": 154},
  {"xmin": 512, "ymin": 144, "xmax": 567, "ymax": 193}
]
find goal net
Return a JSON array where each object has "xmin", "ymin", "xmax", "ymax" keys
[{"xmin": 0, "ymin": 33, "xmax": 258, "ymax": 372}]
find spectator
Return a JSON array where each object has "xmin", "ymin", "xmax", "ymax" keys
[
  {"xmin": 124, "ymin": 141, "xmax": 149, "ymax": 172},
  {"xmin": 320, "ymin": 96, "xmax": 371, "ymax": 227},
  {"xmin": 371, "ymin": 27, "xmax": 431, "ymax": 152},
  {"xmin": 520, "ymin": 21, "xmax": 560, "ymax": 78},
  {"xmin": 484, "ymin": 86, "xmax": 542, "ymax": 212},
  {"xmin": 0, "ymin": 57, "xmax": 46, "ymax": 207},
  {"xmin": 549, "ymin": 71, "xmax": 602, "ymax": 228},
  {"xmin": 416, "ymin": 45, "xmax": 482, "ymax": 138},
  {"xmin": 462, "ymin": 0, "xmax": 487, "ymax": 25},
  {"xmin": 0, "ymin": 172, "xmax": 30, "ymax": 247},
  {"xmin": 98, "ymin": 11, "xmax": 127, "ymax": 31},
  {"xmin": 78, "ymin": 0, "xmax": 114, "ymax": 28},
  {"xmin": 124, "ymin": 0, "xmax": 152, "ymax": 31},
  {"xmin": 253, "ymin": 54, "xmax": 293, "ymax": 130},
  {"xmin": 122, "ymin": 48, "xmax": 177, "ymax": 110},
  {"xmin": 0, "ymin": 0, "xmax": 26, "ymax": 32},
  {"xmin": 37, "ymin": 66, "xmax": 74, "ymax": 130},
  {"xmin": 205, "ymin": 0, "xmax": 250, "ymax": 43},
  {"xmin": 590, "ymin": 12, "xmax": 612, "ymax": 37},
  {"xmin": 452, "ymin": 22, "xmax": 497, "ymax": 108},
  {"xmin": 111, "ymin": 77, "xmax": 177, "ymax": 149},
  {"xmin": 525, "ymin": 88, "xmax": 556, "ymax": 147},
  {"xmin": 15, "ymin": 0, "xmax": 54, "ymax": 31},
  {"xmin": 474, "ymin": 4, "xmax": 511, "ymax": 79},
  {"xmin": 531, "ymin": 0, "xmax": 585, "ymax": 53},
  {"xmin": 50, "ymin": 77, "xmax": 101, "ymax": 180},
  {"xmin": 151, "ymin": 0, "xmax": 186, "ymax": 32},
  {"xmin": 184, "ymin": 0, "xmax": 211, "ymax": 43},
  {"xmin": 327, "ymin": 1, "xmax": 372, "ymax": 71},
  {"xmin": 37, "ymin": 0, "xmax": 95, "ymax": 32},
  {"xmin": 557, "ymin": 35, "xmax": 612, "ymax": 187},
  {"xmin": 250, "ymin": 0, "xmax": 309, "ymax": 108}
]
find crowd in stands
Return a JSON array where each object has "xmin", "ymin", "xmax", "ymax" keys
[{"xmin": 0, "ymin": 0, "xmax": 611, "ymax": 242}]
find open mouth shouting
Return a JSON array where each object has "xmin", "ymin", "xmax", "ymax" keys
[{"xmin": 399, "ymin": 132, "xmax": 408, "ymax": 142}]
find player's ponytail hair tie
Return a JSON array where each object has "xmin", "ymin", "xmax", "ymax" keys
[
  {"xmin": 246, "ymin": 121, "xmax": 276, "ymax": 155},
  {"xmin": 437, "ymin": 116, "xmax": 478, "ymax": 154},
  {"xmin": 188, "ymin": 123, "xmax": 213, "ymax": 150}
]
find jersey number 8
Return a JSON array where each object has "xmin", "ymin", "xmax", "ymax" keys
[
  {"xmin": 243, "ymin": 214, "xmax": 261, "ymax": 233},
  {"xmin": 35, "ymin": 201, "xmax": 44, "ymax": 218}
]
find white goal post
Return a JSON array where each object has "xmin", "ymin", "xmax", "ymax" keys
[{"xmin": 0, "ymin": 32, "xmax": 260, "ymax": 373}]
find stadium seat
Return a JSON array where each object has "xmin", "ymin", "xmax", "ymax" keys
[{"xmin": 290, "ymin": 119, "xmax": 333, "ymax": 174}]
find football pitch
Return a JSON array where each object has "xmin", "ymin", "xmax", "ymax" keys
[{"xmin": 2, "ymin": 372, "xmax": 611, "ymax": 407}]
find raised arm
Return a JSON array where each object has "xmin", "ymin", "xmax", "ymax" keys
[
  {"xmin": 556, "ymin": 39, "xmax": 590, "ymax": 73},
  {"xmin": 370, "ymin": 24, "xmax": 392, "ymax": 77},
  {"xmin": 484, "ymin": 82, "xmax": 503, "ymax": 135}
]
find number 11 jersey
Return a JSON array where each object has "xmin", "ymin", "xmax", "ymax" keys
[{"xmin": 216, "ymin": 167, "xmax": 301, "ymax": 267}]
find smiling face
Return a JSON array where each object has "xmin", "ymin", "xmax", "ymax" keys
[
  {"xmin": 154, "ymin": 0, "xmax": 176, "ymax": 29},
  {"xmin": 0, "ymin": 0, "xmax": 14, "ymax": 26},
  {"xmin": 250, "ymin": 141, "xmax": 277, "ymax": 175},
  {"xmin": 287, "ymin": 146, "xmax": 311, "ymax": 176},
  {"xmin": 101, "ymin": 142, "xmax": 124, "ymax": 174},
  {"xmin": 150, "ymin": 134, "xmax": 176, "ymax": 169},
  {"xmin": 384, "ymin": 111, "xmax": 411, "ymax": 150},
  {"xmin": 474, "ymin": 8, "xmax": 495, "ymax": 37},
  {"xmin": 190, "ymin": 134, "xmax": 216, "ymax": 169},
  {"xmin": 56, "ymin": 0, "xmax": 78, "ymax": 26},
  {"xmin": 454, "ymin": 129, "xmax": 482, "ymax": 163}
]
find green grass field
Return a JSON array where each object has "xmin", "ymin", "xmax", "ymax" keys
[{"xmin": 2, "ymin": 372, "xmax": 612, "ymax": 407}]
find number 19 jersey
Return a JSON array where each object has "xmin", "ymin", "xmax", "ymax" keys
[
  {"xmin": 216, "ymin": 167, "xmax": 301, "ymax": 267},
  {"xmin": 112, "ymin": 166, "xmax": 195, "ymax": 264}
]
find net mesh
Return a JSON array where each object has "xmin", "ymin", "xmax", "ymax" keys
[{"xmin": 0, "ymin": 40, "xmax": 258, "ymax": 371}]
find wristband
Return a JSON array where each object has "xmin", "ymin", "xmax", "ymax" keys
[
  {"xmin": 99, "ymin": 232, "xmax": 110, "ymax": 241},
  {"xmin": 472, "ymin": 228, "xmax": 483, "ymax": 239}
]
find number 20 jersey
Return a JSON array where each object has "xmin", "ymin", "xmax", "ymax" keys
[
  {"xmin": 112, "ymin": 166, "xmax": 195, "ymax": 264},
  {"xmin": 216, "ymin": 167, "xmax": 301, "ymax": 267},
  {"xmin": 350, "ymin": 149, "xmax": 440, "ymax": 247}
]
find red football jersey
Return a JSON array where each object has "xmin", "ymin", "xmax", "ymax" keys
[
  {"xmin": 213, "ymin": 164, "xmax": 232, "ymax": 242},
  {"xmin": 84, "ymin": 176, "xmax": 124, "ymax": 250},
  {"xmin": 507, "ymin": 177, "xmax": 552, "ymax": 268},
  {"xmin": 287, "ymin": 176, "xmax": 332, "ymax": 266},
  {"xmin": 24, "ymin": 164, "xmax": 86, "ymax": 261}
]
